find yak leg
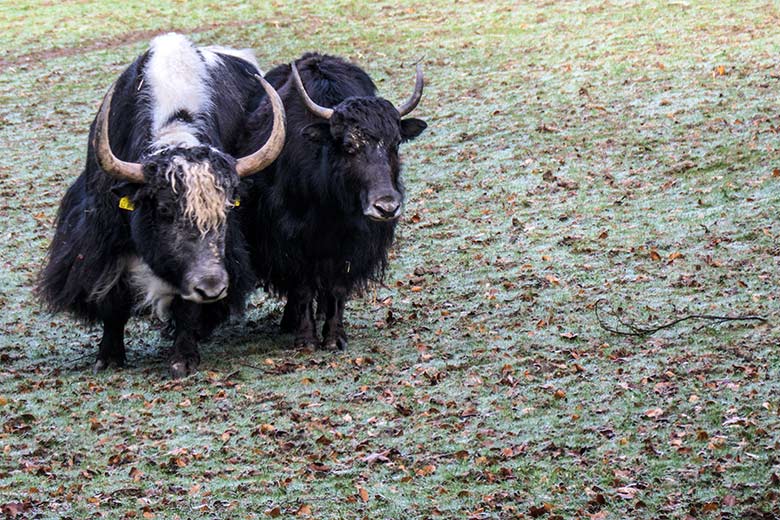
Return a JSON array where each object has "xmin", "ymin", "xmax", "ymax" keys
[
  {"xmin": 315, "ymin": 291, "xmax": 327, "ymax": 321},
  {"xmin": 279, "ymin": 291, "xmax": 327, "ymax": 332},
  {"xmin": 94, "ymin": 307, "xmax": 130, "ymax": 372},
  {"xmin": 169, "ymin": 298, "xmax": 202, "ymax": 379},
  {"xmin": 321, "ymin": 287, "xmax": 348, "ymax": 350},
  {"xmin": 280, "ymin": 296, "xmax": 298, "ymax": 333},
  {"xmin": 289, "ymin": 286, "xmax": 317, "ymax": 349}
]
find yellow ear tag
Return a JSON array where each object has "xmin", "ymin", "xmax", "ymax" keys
[
  {"xmin": 118, "ymin": 196, "xmax": 135, "ymax": 211},
  {"xmin": 233, "ymin": 198, "xmax": 240, "ymax": 207}
]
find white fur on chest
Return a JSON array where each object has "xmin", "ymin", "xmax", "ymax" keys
[{"xmin": 127, "ymin": 256, "xmax": 177, "ymax": 320}]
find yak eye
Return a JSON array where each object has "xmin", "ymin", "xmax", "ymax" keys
[
  {"xmin": 342, "ymin": 141, "xmax": 358, "ymax": 155},
  {"xmin": 157, "ymin": 201, "xmax": 175, "ymax": 219}
]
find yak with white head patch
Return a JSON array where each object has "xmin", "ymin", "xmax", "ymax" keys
[{"xmin": 38, "ymin": 34, "xmax": 286, "ymax": 378}]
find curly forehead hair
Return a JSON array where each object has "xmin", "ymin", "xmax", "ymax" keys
[
  {"xmin": 147, "ymin": 146, "xmax": 238, "ymax": 234},
  {"xmin": 331, "ymin": 98, "xmax": 401, "ymax": 141}
]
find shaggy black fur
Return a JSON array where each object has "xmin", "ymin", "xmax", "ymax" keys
[
  {"xmin": 38, "ymin": 44, "xmax": 265, "ymax": 377},
  {"xmin": 238, "ymin": 53, "xmax": 427, "ymax": 350}
]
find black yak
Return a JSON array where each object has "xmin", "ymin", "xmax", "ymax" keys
[
  {"xmin": 38, "ymin": 33, "xmax": 286, "ymax": 377},
  {"xmin": 239, "ymin": 53, "xmax": 426, "ymax": 350}
]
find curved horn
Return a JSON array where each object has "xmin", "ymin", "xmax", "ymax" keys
[
  {"xmin": 93, "ymin": 82, "xmax": 145, "ymax": 183},
  {"xmin": 236, "ymin": 75, "xmax": 287, "ymax": 178},
  {"xmin": 290, "ymin": 61, "xmax": 333, "ymax": 120},
  {"xmin": 396, "ymin": 63, "xmax": 424, "ymax": 117}
]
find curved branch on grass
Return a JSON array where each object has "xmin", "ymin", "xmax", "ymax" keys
[{"xmin": 594, "ymin": 299, "xmax": 767, "ymax": 337}]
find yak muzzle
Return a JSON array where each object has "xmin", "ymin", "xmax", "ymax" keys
[
  {"xmin": 365, "ymin": 194, "xmax": 402, "ymax": 221},
  {"xmin": 183, "ymin": 270, "xmax": 229, "ymax": 303}
]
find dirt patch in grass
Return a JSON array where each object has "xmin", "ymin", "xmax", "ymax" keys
[{"xmin": 0, "ymin": 19, "xmax": 264, "ymax": 70}]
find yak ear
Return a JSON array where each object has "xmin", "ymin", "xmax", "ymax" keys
[
  {"xmin": 110, "ymin": 181, "xmax": 140, "ymax": 199},
  {"xmin": 400, "ymin": 118, "xmax": 427, "ymax": 142},
  {"xmin": 301, "ymin": 123, "xmax": 331, "ymax": 144}
]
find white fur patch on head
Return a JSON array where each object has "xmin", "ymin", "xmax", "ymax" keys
[
  {"xmin": 155, "ymin": 121, "xmax": 201, "ymax": 148},
  {"xmin": 163, "ymin": 156, "xmax": 228, "ymax": 234},
  {"xmin": 142, "ymin": 35, "xmax": 234, "ymax": 234},
  {"xmin": 199, "ymin": 45, "xmax": 263, "ymax": 74},
  {"xmin": 145, "ymin": 33, "xmax": 211, "ymax": 144}
]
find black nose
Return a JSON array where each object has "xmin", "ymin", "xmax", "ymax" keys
[
  {"xmin": 373, "ymin": 197, "xmax": 400, "ymax": 219},
  {"xmin": 193, "ymin": 275, "xmax": 228, "ymax": 301}
]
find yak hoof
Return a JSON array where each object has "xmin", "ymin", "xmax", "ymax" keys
[
  {"xmin": 169, "ymin": 358, "xmax": 198, "ymax": 379},
  {"xmin": 321, "ymin": 335, "xmax": 348, "ymax": 351},
  {"xmin": 294, "ymin": 335, "xmax": 318, "ymax": 350},
  {"xmin": 93, "ymin": 356, "xmax": 125, "ymax": 374},
  {"xmin": 93, "ymin": 359, "xmax": 109, "ymax": 374}
]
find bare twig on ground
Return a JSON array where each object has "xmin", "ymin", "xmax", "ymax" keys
[
  {"xmin": 36, "ymin": 351, "xmax": 94, "ymax": 377},
  {"xmin": 221, "ymin": 369, "xmax": 240, "ymax": 382},
  {"xmin": 595, "ymin": 299, "xmax": 767, "ymax": 337}
]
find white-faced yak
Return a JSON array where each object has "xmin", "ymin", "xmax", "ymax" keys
[
  {"xmin": 37, "ymin": 34, "xmax": 286, "ymax": 378},
  {"xmin": 237, "ymin": 53, "xmax": 426, "ymax": 350}
]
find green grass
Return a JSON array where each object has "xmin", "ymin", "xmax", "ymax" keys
[{"xmin": 1, "ymin": 0, "xmax": 780, "ymax": 518}]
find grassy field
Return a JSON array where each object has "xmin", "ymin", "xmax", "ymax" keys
[{"xmin": 1, "ymin": 1, "xmax": 779, "ymax": 518}]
